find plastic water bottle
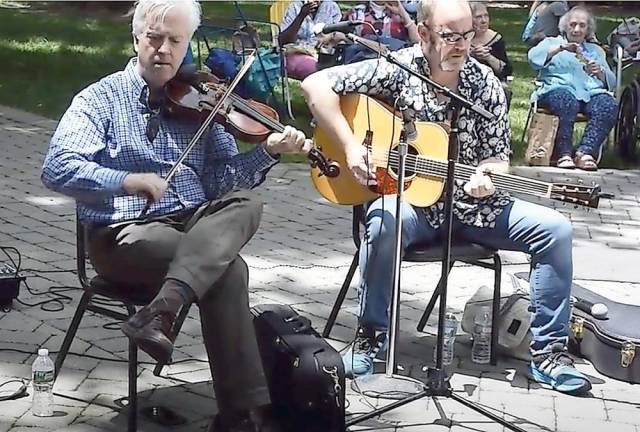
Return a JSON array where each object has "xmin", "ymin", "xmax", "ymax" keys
[
  {"xmin": 471, "ymin": 306, "xmax": 492, "ymax": 364},
  {"xmin": 32, "ymin": 348, "xmax": 55, "ymax": 417},
  {"xmin": 434, "ymin": 312, "xmax": 458, "ymax": 366}
]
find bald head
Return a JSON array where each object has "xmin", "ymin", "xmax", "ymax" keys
[
  {"xmin": 416, "ymin": 0, "xmax": 474, "ymax": 73},
  {"xmin": 418, "ymin": 0, "xmax": 472, "ymax": 29}
]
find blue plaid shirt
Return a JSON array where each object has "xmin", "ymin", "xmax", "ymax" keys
[{"xmin": 42, "ymin": 58, "xmax": 279, "ymax": 225}]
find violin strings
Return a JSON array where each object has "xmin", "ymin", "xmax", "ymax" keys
[{"xmin": 228, "ymin": 94, "xmax": 285, "ymax": 133}]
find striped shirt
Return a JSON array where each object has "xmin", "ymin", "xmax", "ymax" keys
[{"xmin": 42, "ymin": 58, "xmax": 279, "ymax": 225}]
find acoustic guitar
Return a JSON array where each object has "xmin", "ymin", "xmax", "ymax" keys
[{"xmin": 311, "ymin": 94, "xmax": 602, "ymax": 209}]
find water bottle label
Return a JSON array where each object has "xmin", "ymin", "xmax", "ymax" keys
[{"xmin": 33, "ymin": 370, "xmax": 54, "ymax": 384}]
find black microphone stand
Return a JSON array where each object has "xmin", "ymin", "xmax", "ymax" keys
[{"xmin": 343, "ymin": 33, "xmax": 528, "ymax": 432}]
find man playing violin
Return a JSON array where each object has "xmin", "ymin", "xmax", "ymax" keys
[
  {"xmin": 41, "ymin": 0, "xmax": 308, "ymax": 430},
  {"xmin": 302, "ymin": 0, "xmax": 591, "ymax": 396}
]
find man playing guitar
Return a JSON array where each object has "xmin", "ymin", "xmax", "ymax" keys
[{"xmin": 302, "ymin": 0, "xmax": 591, "ymax": 396}]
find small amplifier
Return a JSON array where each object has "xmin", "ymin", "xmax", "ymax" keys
[{"xmin": 0, "ymin": 264, "xmax": 25, "ymax": 308}]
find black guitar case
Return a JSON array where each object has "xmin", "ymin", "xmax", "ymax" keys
[
  {"xmin": 515, "ymin": 272, "xmax": 640, "ymax": 384},
  {"xmin": 251, "ymin": 304, "xmax": 346, "ymax": 432}
]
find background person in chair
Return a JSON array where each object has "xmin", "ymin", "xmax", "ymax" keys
[
  {"xmin": 528, "ymin": 6, "xmax": 617, "ymax": 171},
  {"xmin": 342, "ymin": 0, "xmax": 420, "ymax": 64},
  {"xmin": 469, "ymin": 2, "xmax": 513, "ymax": 106},
  {"xmin": 41, "ymin": 0, "xmax": 309, "ymax": 430},
  {"xmin": 279, "ymin": 0, "xmax": 343, "ymax": 80},
  {"xmin": 522, "ymin": 0, "xmax": 568, "ymax": 47},
  {"xmin": 303, "ymin": 0, "xmax": 591, "ymax": 396}
]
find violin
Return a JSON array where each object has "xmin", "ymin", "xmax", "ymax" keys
[
  {"xmin": 163, "ymin": 70, "xmax": 339, "ymax": 177},
  {"xmin": 137, "ymin": 61, "xmax": 339, "ymax": 219}
]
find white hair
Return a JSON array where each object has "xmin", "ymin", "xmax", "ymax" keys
[
  {"xmin": 131, "ymin": 0, "xmax": 201, "ymax": 37},
  {"xmin": 469, "ymin": 1, "xmax": 488, "ymax": 16},
  {"xmin": 558, "ymin": 6, "xmax": 596, "ymax": 40}
]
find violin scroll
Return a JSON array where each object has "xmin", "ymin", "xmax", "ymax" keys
[{"xmin": 308, "ymin": 147, "xmax": 340, "ymax": 178}]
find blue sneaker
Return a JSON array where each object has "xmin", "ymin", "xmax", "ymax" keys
[
  {"xmin": 528, "ymin": 344, "xmax": 592, "ymax": 396},
  {"xmin": 342, "ymin": 326, "xmax": 387, "ymax": 378}
]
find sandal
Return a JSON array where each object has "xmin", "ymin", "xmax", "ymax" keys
[
  {"xmin": 556, "ymin": 155, "xmax": 575, "ymax": 169},
  {"xmin": 574, "ymin": 153, "xmax": 598, "ymax": 171}
]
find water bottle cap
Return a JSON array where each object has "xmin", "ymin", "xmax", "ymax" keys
[
  {"xmin": 38, "ymin": 348, "xmax": 48, "ymax": 356},
  {"xmin": 444, "ymin": 312, "xmax": 457, "ymax": 321}
]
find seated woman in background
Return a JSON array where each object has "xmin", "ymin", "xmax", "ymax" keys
[
  {"xmin": 528, "ymin": 6, "xmax": 617, "ymax": 171},
  {"xmin": 470, "ymin": 2, "xmax": 512, "ymax": 81},
  {"xmin": 470, "ymin": 2, "xmax": 513, "ymax": 106},
  {"xmin": 279, "ymin": 0, "xmax": 343, "ymax": 80}
]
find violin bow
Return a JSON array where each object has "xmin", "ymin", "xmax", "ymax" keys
[{"xmin": 137, "ymin": 51, "xmax": 257, "ymax": 219}]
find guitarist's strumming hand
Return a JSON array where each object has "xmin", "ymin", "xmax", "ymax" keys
[
  {"xmin": 464, "ymin": 166, "xmax": 496, "ymax": 199},
  {"xmin": 346, "ymin": 143, "xmax": 376, "ymax": 186}
]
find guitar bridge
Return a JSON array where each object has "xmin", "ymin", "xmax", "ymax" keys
[{"xmin": 372, "ymin": 167, "xmax": 412, "ymax": 195}]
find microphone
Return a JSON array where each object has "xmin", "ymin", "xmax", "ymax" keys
[
  {"xmin": 401, "ymin": 110, "xmax": 417, "ymax": 141},
  {"xmin": 313, "ymin": 20, "xmax": 364, "ymax": 35},
  {"xmin": 572, "ymin": 296, "xmax": 609, "ymax": 319}
]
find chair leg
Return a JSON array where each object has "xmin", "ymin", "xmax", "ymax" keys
[
  {"xmin": 322, "ymin": 252, "xmax": 359, "ymax": 339},
  {"xmin": 54, "ymin": 290, "xmax": 93, "ymax": 379},
  {"xmin": 123, "ymin": 303, "xmax": 138, "ymax": 432},
  {"xmin": 521, "ymin": 104, "xmax": 534, "ymax": 144},
  {"xmin": 416, "ymin": 261, "xmax": 455, "ymax": 332},
  {"xmin": 490, "ymin": 254, "xmax": 502, "ymax": 366},
  {"xmin": 128, "ymin": 337, "xmax": 138, "ymax": 432}
]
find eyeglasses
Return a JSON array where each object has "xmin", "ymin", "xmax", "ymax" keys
[{"xmin": 436, "ymin": 30, "xmax": 475, "ymax": 44}]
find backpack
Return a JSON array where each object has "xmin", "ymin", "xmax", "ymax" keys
[{"xmin": 202, "ymin": 24, "xmax": 281, "ymax": 102}]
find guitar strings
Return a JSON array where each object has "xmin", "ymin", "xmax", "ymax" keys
[
  {"xmin": 366, "ymin": 145, "xmax": 551, "ymax": 194},
  {"xmin": 368, "ymin": 150, "xmax": 552, "ymax": 196},
  {"xmin": 367, "ymin": 149, "xmax": 548, "ymax": 193}
]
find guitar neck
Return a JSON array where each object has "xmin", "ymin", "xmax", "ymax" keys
[{"xmin": 411, "ymin": 155, "xmax": 553, "ymax": 199}]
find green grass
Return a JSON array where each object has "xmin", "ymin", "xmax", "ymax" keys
[{"xmin": 0, "ymin": 1, "xmax": 638, "ymax": 166}]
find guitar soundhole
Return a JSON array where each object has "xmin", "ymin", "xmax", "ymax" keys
[
  {"xmin": 387, "ymin": 145, "xmax": 419, "ymax": 178},
  {"xmin": 371, "ymin": 145, "xmax": 418, "ymax": 196}
]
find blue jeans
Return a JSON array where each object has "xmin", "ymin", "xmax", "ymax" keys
[
  {"xmin": 358, "ymin": 196, "xmax": 573, "ymax": 355},
  {"xmin": 538, "ymin": 89, "xmax": 618, "ymax": 158}
]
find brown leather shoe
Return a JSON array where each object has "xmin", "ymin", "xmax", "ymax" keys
[{"xmin": 121, "ymin": 304, "xmax": 175, "ymax": 363}]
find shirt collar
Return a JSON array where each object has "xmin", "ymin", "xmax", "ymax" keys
[{"xmin": 123, "ymin": 58, "xmax": 153, "ymax": 112}]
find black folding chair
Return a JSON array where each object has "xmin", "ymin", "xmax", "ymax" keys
[
  {"xmin": 54, "ymin": 214, "xmax": 190, "ymax": 432},
  {"xmin": 322, "ymin": 204, "xmax": 502, "ymax": 365}
]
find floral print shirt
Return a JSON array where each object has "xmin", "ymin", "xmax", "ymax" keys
[{"xmin": 326, "ymin": 44, "xmax": 512, "ymax": 228}]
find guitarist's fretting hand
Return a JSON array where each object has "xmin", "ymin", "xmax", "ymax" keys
[
  {"xmin": 346, "ymin": 144, "xmax": 376, "ymax": 186},
  {"xmin": 464, "ymin": 166, "xmax": 496, "ymax": 199}
]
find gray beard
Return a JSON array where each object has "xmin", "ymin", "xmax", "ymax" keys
[{"xmin": 440, "ymin": 53, "xmax": 466, "ymax": 72}]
